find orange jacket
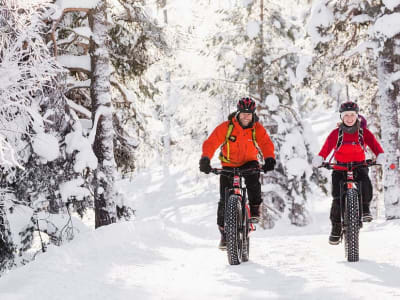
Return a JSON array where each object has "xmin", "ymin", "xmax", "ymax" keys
[{"xmin": 202, "ymin": 117, "xmax": 275, "ymax": 167}]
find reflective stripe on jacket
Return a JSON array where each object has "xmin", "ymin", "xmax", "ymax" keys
[{"xmin": 201, "ymin": 117, "xmax": 275, "ymax": 167}]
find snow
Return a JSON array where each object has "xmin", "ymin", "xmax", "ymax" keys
[
  {"xmin": 65, "ymin": 120, "xmax": 98, "ymax": 172},
  {"xmin": 59, "ymin": 178, "xmax": 91, "ymax": 203},
  {"xmin": 383, "ymin": 0, "xmax": 400, "ymax": 10},
  {"xmin": 1, "ymin": 161, "xmax": 400, "ymax": 299},
  {"xmin": 55, "ymin": 0, "xmax": 99, "ymax": 9},
  {"xmin": 242, "ymin": 0, "xmax": 253, "ymax": 6},
  {"xmin": 265, "ymin": 94, "xmax": 280, "ymax": 111},
  {"xmin": 295, "ymin": 55, "xmax": 313, "ymax": 84},
  {"xmin": 72, "ymin": 26, "xmax": 92, "ymax": 39},
  {"xmin": 307, "ymin": 2, "xmax": 334, "ymax": 44},
  {"xmin": 32, "ymin": 132, "xmax": 60, "ymax": 163},
  {"xmin": 235, "ymin": 55, "xmax": 246, "ymax": 70},
  {"xmin": 57, "ymin": 55, "xmax": 91, "ymax": 72},
  {"xmin": 351, "ymin": 14, "xmax": 373, "ymax": 24},
  {"xmin": 372, "ymin": 13, "xmax": 400, "ymax": 39},
  {"xmin": 246, "ymin": 20, "xmax": 260, "ymax": 39}
]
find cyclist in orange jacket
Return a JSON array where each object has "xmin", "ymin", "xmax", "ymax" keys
[{"xmin": 199, "ymin": 97, "xmax": 276, "ymax": 250}]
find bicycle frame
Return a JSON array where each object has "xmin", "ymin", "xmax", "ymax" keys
[
  {"xmin": 214, "ymin": 168, "xmax": 260, "ymax": 233},
  {"xmin": 211, "ymin": 167, "xmax": 260, "ymax": 265},
  {"xmin": 320, "ymin": 160, "xmax": 379, "ymax": 262},
  {"xmin": 322, "ymin": 161, "xmax": 376, "ymax": 224}
]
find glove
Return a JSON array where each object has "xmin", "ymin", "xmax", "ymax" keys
[
  {"xmin": 312, "ymin": 155, "xmax": 324, "ymax": 168},
  {"xmin": 375, "ymin": 153, "xmax": 385, "ymax": 165},
  {"xmin": 263, "ymin": 157, "xmax": 276, "ymax": 173},
  {"xmin": 199, "ymin": 156, "xmax": 212, "ymax": 174}
]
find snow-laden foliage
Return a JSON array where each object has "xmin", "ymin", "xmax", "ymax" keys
[
  {"xmin": 0, "ymin": 0, "xmax": 99, "ymax": 273},
  {"xmin": 49, "ymin": 0, "xmax": 168, "ymax": 174},
  {"xmin": 0, "ymin": 0, "xmax": 63, "ymax": 272},
  {"xmin": 192, "ymin": 0, "xmax": 318, "ymax": 227}
]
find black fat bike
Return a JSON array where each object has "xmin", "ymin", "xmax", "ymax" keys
[
  {"xmin": 320, "ymin": 160, "xmax": 379, "ymax": 262},
  {"xmin": 211, "ymin": 167, "xmax": 260, "ymax": 265}
]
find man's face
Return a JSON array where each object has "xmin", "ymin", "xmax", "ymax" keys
[
  {"xmin": 342, "ymin": 111, "xmax": 358, "ymax": 126},
  {"xmin": 238, "ymin": 112, "xmax": 253, "ymax": 126}
]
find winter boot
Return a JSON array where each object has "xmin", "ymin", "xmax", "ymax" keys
[
  {"xmin": 329, "ymin": 222, "xmax": 342, "ymax": 245},
  {"xmin": 362, "ymin": 205, "xmax": 373, "ymax": 222},
  {"xmin": 250, "ymin": 205, "xmax": 261, "ymax": 224},
  {"xmin": 218, "ymin": 226, "xmax": 226, "ymax": 250}
]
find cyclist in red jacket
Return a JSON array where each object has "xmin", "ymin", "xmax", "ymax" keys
[{"xmin": 312, "ymin": 102, "xmax": 384, "ymax": 245}]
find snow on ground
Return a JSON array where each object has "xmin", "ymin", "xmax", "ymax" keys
[
  {"xmin": 1, "ymin": 112, "xmax": 400, "ymax": 300},
  {"xmin": 1, "ymin": 163, "xmax": 400, "ymax": 300}
]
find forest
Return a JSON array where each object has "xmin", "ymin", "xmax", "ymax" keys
[{"xmin": 1, "ymin": 0, "xmax": 400, "ymax": 276}]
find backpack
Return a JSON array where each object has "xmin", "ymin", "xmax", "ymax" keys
[
  {"xmin": 328, "ymin": 125, "xmax": 366, "ymax": 163},
  {"xmin": 218, "ymin": 113, "xmax": 262, "ymax": 163}
]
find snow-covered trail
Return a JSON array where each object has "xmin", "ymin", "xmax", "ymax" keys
[{"xmin": 1, "ymin": 166, "xmax": 400, "ymax": 300}]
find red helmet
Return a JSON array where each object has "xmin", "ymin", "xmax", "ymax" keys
[
  {"xmin": 339, "ymin": 101, "xmax": 359, "ymax": 113},
  {"xmin": 237, "ymin": 97, "xmax": 256, "ymax": 113}
]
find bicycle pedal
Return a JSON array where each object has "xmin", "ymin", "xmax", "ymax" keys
[{"xmin": 249, "ymin": 217, "xmax": 260, "ymax": 224}]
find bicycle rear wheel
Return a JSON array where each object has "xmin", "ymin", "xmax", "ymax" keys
[
  {"xmin": 225, "ymin": 194, "xmax": 243, "ymax": 265},
  {"xmin": 241, "ymin": 206, "xmax": 250, "ymax": 262},
  {"xmin": 344, "ymin": 188, "xmax": 360, "ymax": 262}
]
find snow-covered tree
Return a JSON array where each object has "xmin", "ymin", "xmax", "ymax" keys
[
  {"xmin": 0, "ymin": 0, "xmax": 66, "ymax": 271},
  {"xmin": 89, "ymin": 0, "xmax": 117, "ymax": 228},
  {"xmin": 198, "ymin": 0, "xmax": 316, "ymax": 227}
]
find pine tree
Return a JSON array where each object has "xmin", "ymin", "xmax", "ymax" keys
[{"xmin": 203, "ymin": 0, "xmax": 315, "ymax": 227}]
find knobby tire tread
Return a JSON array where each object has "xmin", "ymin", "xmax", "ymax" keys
[
  {"xmin": 344, "ymin": 189, "xmax": 360, "ymax": 262},
  {"xmin": 225, "ymin": 195, "xmax": 242, "ymax": 265}
]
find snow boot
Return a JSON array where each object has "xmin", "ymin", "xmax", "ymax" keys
[
  {"xmin": 218, "ymin": 226, "xmax": 226, "ymax": 250},
  {"xmin": 362, "ymin": 205, "xmax": 373, "ymax": 222},
  {"xmin": 329, "ymin": 222, "xmax": 342, "ymax": 245},
  {"xmin": 250, "ymin": 205, "xmax": 261, "ymax": 224}
]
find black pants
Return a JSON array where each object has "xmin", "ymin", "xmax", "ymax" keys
[
  {"xmin": 217, "ymin": 161, "xmax": 262, "ymax": 227},
  {"xmin": 330, "ymin": 167, "xmax": 373, "ymax": 224}
]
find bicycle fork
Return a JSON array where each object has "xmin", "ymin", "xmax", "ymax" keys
[
  {"xmin": 340, "ymin": 171, "xmax": 363, "ymax": 237},
  {"xmin": 224, "ymin": 175, "xmax": 255, "ymax": 234}
]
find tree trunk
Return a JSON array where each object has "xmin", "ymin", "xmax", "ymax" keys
[
  {"xmin": 0, "ymin": 199, "xmax": 14, "ymax": 273},
  {"xmin": 377, "ymin": 34, "xmax": 400, "ymax": 220},
  {"xmin": 89, "ymin": 0, "xmax": 117, "ymax": 228}
]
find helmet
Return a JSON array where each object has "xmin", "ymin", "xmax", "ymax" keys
[
  {"xmin": 339, "ymin": 101, "xmax": 359, "ymax": 113},
  {"xmin": 237, "ymin": 97, "xmax": 256, "ymax": 113}
]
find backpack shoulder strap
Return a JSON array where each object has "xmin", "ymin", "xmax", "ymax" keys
[
  {"xmin": 252, "ymin": 122, "xmax": 264, "ymax": 162},
  {"xmin": 358, "ymin": 126, "xmax": 366, "ymax": 151},
  {"xmin": 219, "ymin": 120, "xmax": 234, "ymax": 163},
  {"xmin": 336, "ymin": 127, "xmax": 344, "ymax": 150}
]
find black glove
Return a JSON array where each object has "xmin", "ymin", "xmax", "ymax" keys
[
  {"xmin": 263, "ymin": 157, "xmax": 276, "ymax": 173},
  {"xmin": 199, "ymin": 156, "xmax": 212, "ymax": 174}
]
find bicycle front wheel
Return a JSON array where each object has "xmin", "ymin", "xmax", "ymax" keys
[
  {"xmin": 225, "ymin": 194, "xmax": 243, "ymax": 265},
  {"xmin": 241, "ymin": 205, "xmax": 250, "ymax": 262},
  {"xmin": 344, "ymin": 188, "xmax": 360, "ymax": 262}
]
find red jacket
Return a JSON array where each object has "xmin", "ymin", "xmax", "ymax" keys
[
  {"xmin": 202, "ymin": 117, "xmax": 275, "ymax": 167},
  {"xmin": 319, "ymin": 127, "xmax": 384, "ymax": 167}
]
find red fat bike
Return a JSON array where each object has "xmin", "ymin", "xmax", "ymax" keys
[{"xmin": 211, "ymin": 168, "xmax": 260, "ymax": 265}]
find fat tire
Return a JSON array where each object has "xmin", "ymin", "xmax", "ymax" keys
[
  {"xmin": 225, "ymin": 195, "xmax": 243, "ymax": 265},
  {"xmin": 344, "ymin": 188, "xmax": 360, "ymax": 262},
  {"xmin": 241, "ymin": 207, "xmax": 250, "ymax": 262}
]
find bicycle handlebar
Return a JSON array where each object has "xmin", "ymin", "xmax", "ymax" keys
[
  {"xmin": 318, "ymin": 159, "xmax": 380, "ymax": 170},
  {"xmin": 210, "ymin": 167, "xmax": 262, "ymax": 176}
]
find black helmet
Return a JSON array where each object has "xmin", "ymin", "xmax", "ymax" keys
[
  {"xmin": 237, "ymin": 97, "xmax": 256, "ymax": 113},
  {"xmin": 339, "ymin": 101, "xmax": 359, "ymax": 113}
]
